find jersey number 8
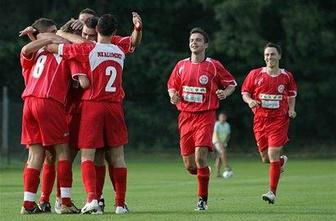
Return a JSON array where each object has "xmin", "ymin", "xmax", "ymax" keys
[{"xmin": 32, "ymin": 55, "xmax": 47, "ymax": 78}]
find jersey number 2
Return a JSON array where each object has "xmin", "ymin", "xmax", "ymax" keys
[
  {"xmin": 105, "ymin": 66, "xmax": 117, "ymax": 92},
  {"xmin": 32, "ymin": 55, "xmax": 47, "ymax": 78}
]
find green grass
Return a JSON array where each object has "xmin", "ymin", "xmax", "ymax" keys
[{"xmin": 0, "ymin": 158, "xmax": 335, "ymax": 221}]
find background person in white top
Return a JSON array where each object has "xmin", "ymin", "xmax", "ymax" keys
[{"xmin": 212, "ymin": 111, "xmax": 233, "ymax": 178}]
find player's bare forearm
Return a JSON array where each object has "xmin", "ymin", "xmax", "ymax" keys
[
  {"xmin": 288, "ymin": 96, "xmax": 297, "ymax": 118},
  {"xmin": 131, "ymin": 12, "xmax": 142, "ymax": 47},
  {"xmin": 288, "ymin": 96, "xmax": 296, "ymax": 112},
  {"xmin": 57, "ymin": 30, "xmax": 88, "ymax": 44},
  {"xmin": 242, "ymin": 93, "xmax": 252, "ymax": 104},
  {"xmin": 131, "ymin": 29, "xmax": 142, "ymax": 47},
  {"xmin": 223, "ymin": 85, "xmax": 236, "ymax": 97},
  {"xmin": 216, "ymin": 85, "xmax": 235, "ymax": 100},
  {"xmin": 242, "ymin": 93, "xmax": 260, "ymax": 108},
  {"xmin": 168, "ymin": 89, "xmax": 180, "ymax": 105},
  {"xmin": 45, "ymin": 44, "xmax": 59, "ymax": 54},
  {"xmin": 78, "ymin": 75, "xmax": 90, "ymax": 89},
  {"xmin": 21, "ymin": 38, "xmax": 53, "ymax": 55}
]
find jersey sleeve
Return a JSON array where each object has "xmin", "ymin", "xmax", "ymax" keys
[
  {"xmin": 111, "ymin": 35, "xmax": 134, "ymax": 54},
  {"xmin": 20, "ymin": 50, "xmax": 36, "ymax": 70},
  {"xmin": 167, "ymin": 63, "xmax": 181, "ymax": 91},
  {"xmin": 68, "ymin": 59, "xmax": 87, "ymax": 80},
  {"xmin": 241, "ymin": 70, "xmax": 255, "ymax": 95},
  {"xmin": 58, "ymin": 43, "xmax": 91, "ymax": 62},
  {"xmin": 215, "ymin": 61, "xmax": 237, "ymax": 88},
  {"xmin": 287, "ymin": 72, "xmax": 297, "ymax": 97}
]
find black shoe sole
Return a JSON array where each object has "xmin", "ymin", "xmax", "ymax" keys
[{"xmin": 262, "ymin": 196, "xmax": 274, "ymax": 204}]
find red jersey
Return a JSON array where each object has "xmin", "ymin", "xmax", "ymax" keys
[
  {"xmin": 65, "ymin": 60, "xmax": 86, "ymax": 113},
  {"xmin": 111, "ymin": 35, "xmax": 134, "ymax": 53},
  {"xmin": 167, "ymin": 58, "xmax": 237, "ymax": 112},
  {"xmin": 20, "ymin": 49, "xmax": 80, "ymax": 104},
  {"xmin": 241, "ymin": 67, "xmax": 297, "ymax": 117},
  {"xmin": 59, "ymin": 40, "xmax": 130, "ymax": 102}
]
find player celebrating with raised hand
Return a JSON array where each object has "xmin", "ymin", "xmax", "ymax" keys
[
  {"xmin": 241, "ymin": 42, "xmax": 297, "ymax": 204},
  {"xmin": 19, "ymin": 18, "xmax": 88, "ymax": 214},
  {"xmin": 47, "ymin": 13, "xmax": 142, "ymax": 215},
  {"xmin": 167, "ymin": 27, "xmax": 237, "ymax": 211},
  {"xmin": 56, "ymin": 11, "xmax": 142, "ymax": 212}
]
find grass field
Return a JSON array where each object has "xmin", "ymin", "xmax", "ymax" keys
[{"xmin": 0, "ymin": 157, "xmax": 335, "ymax": 221}]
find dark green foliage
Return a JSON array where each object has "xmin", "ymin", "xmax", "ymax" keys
[{"xmin": 0, "ymin": 0, "xmax": 335, "ymax": 151}]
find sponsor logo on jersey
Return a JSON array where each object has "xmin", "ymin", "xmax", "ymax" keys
[
  {"xmin": 97, "ymin": 52, "xmax": 122, "ymax": 59},
  {"xmin": 183, "ymin": 86, "xmax": 206, "ymax": 93},
  {"xmin": 199, "ymin": 75, "xmax": 209, "ymax": 85},
  {"xmin": 259, "ymin": 93, "xmax": 283, "ymax": 100},
  {"xmin": 278, "ymin": 84, "xmax": 285, "ymax": 93}
]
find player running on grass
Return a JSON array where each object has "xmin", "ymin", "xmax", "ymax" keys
[
  {"xmin": 241, "ymin": 42, "xmax": 297, "ymax": 204},
  {"xmin": 167, "ymin": 27, "xmax": 236, "ymax": 211}
]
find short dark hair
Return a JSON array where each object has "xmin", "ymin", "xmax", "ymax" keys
[
  {"xmin": 190, "ymin": 27, "xmax": 209, "ymax": 43},
  {"xmin": 79, "ymin": 8, "xmax": 97, "ymax": 16},
  {"xmin": 60, "ymin": 19, "xmax": 80, "ymax": 34},
  {"xmin": 31, "ymin": 18, "xmax": 56, "ymax": 38},
  {"xmin": 31, "ymin": 18, "xmax": 56, "ymax": 33},
  {"xmin": 84, "ymin": 16, "xmax": 98, "ymax": 29},
  {"xmin": 264, "ymin": 42, "xmax": 282, "ymax": 55},
  {"xmin": 97, "ymin": 14, "xmax": 117, "ymax": 36},
  {"xmin": 218, "ymin": 110, "xmax": 227, "ymax": 117}
]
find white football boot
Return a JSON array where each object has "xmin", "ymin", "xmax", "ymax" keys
[
  {"xmin": 115, "ymin": 203, "xmax": 129, "ymax": 214},
  {"xmin": 262, "ymin": 191, "xmax": 276, "ymax": 204},
  {"xmin": 81, "ymin": 199, "xmax": 102, "ymax": 214},
  {"xmin": 54, "ymin": 198, "xmax": 62, "ymax": 214}
]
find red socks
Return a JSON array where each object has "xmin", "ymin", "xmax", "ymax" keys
[
  {"xmin": 58, "ymin": 160, "xmax": 73, "ymax": 206},
  {"xmin": 109, "ymin": 167, "xmax": 127, "ymax": 206},
  {"xmin": 197, "ymin": 167, "xmax": 210, "ymax": 200},
  {"xmin": 23, "ymin": 167, "xmax": 40, "ymax": 209},
  {"xmin": 81, "ymin": 160, "xmax": 97, "ymax": 202},
  {"xmin": 95, "ymin": 165, "xmax": 106, "ymax": 200},
  {"xmin": 40, "ymin": 163, "xmax": 56, "ymax": 203},
  {"xmin": 269, "ymin": 161, "xmax": 281, "ymax": 194}
]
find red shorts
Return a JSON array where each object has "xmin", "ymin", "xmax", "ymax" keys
[
  {"xmin": 67, "ymin": 113, "xmax": 81, "ymax": 149},
  {"xmin": 253, "ymin": 115, "xmax": 289, "ymax": 152},
  {"xmin": 21, "ymin": 97, "xmax": 69, "ymax": 146},
  {"xmin": 78, "ymin": 101, "xmax": 128, "ymax": 149},
  {"xmin": 178, "ymin": 111, "xmax": 215, "ymax": 156}
]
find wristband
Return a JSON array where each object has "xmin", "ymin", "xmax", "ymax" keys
[{"xmin": 134, "ymin": 26, "xmax": 142, "ymax": 32}]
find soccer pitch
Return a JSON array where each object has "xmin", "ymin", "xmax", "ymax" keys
[{"xmin": 0, "ymin": 158, "xmax": 335, "ymax": 221}]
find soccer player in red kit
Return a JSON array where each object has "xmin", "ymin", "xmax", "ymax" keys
[
  {"xmin": 47, "ymin": 13, "xmax": 142, "ymax": 214},
  {"xmin": 167, "ymin": 27, "xmax": 237, "ymax": 211},
  {"xmin": 241, "ymin": 42, "xmax": 297, "ymax": 204},
  {"xmin": 19, "ymin": 18, "xmax": 88, "ymax": 214},
  {"xmin": 55, "ymin": 13, "xmax": 142, "ymax": 213}
]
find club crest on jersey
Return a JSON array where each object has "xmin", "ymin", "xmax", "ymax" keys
[
  {"xmin": 278, "ymin": 84, "xmax": 285, "ymax": 93},
  {"xmin": 199, "ymin": 75, "xmax": 209, "ymax": 85}
]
